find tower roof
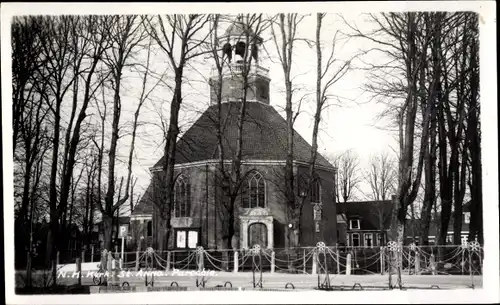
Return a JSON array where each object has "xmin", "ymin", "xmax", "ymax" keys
[
  {"xmin": 152, "ymin": 102, "xmax": 334, "ymax": 169},
  {"xmin": 222, "ymin": 18, "xmax": 263, "ymax": 43}
]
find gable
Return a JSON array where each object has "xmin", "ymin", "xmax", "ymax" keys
[{"xmin": 337, "ymin": 200, "xmax": 393, "ymax": 230}]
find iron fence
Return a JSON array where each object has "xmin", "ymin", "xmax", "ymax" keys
[{"xmin": 29, "ymin": 244, "xmax": 483, "ymax": 277}]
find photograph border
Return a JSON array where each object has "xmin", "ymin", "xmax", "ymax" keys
[{"xmin": 2, "ymin": 1, "xmax": 497, "ymax": 304}]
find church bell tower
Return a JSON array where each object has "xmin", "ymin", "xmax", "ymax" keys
[{"xmin": 209, "ymin": 17, "xmax": 271, "ymax": 105}]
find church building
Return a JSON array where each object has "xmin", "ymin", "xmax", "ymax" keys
[{"xmin": 129, "ymin": 20, "xmax": 338, "ymax": 251}]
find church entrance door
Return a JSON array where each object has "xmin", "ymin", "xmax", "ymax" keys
[{"xmin": 248, "ymin": 222, "xmax": 268, "ymax": 248}]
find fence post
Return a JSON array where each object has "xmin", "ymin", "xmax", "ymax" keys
[
  {"xmin": 303, "ymin": 248, "xmax": 306, "ymax": 273},
  {"xmin": 312, "ymin": 251, "xmax": 317, "ymax": 275},
  {"xmin": 468, "ymin": 249, "xmax": 474, "ymax": 287},
  {"xmin": 461, "ymin": 249, "xmax": 465, "ymax": 275},
  {"xmin": 56, "ymin": 251, "xmax": 60, "ymax": 266},
  {"xmin": 346, "ymin": 253, "xmax": 352, "ymax": 275},
  {"xmin": 406, "ymin": 250, "xmax": 411, "ymax": 275},
  {"xmin": 415, "ymin": 252, "xmax": 420, "ymax": 275},
  {"xmin": 198, "ymin": 249, "xmax": 204, "ymax": 271},
  {"xmin": 107, "ymin": 252, "xmax": 113, "ymax": 272},
  {"xmin": 336, "ymin": 249, "xmax": 340, "ymax": 275},
  {"xmin": 430, "ymin": 253, "xmax": 436, "ymax": 275},
  {"xmin": 166, "ymin": 251, "xmax": 171, "ymax": 271},
  {"xmin": 135, "ymin": 250, "xmax": 139, "ymax": 271},
  {"xmin": 81, "ymin": 250, "xmax": 85, "ymax": 263},
  {"xmin": 101, "ymin": 250, "xmax": 107, "ymax": 272},
  {"xmin": 380, "ymin": 247, "xmax": 385, "ymax": 275},
  {"xmin": 234, "ymin": 251, "xmax": 239, "ymax": 273},
  {"xmin": 271, "ymin": 251, "xmax": 275, "ymax": 274},
  {"xmin": 76, "ymin": 257, "xmax": 82, "ymax": 286},
  {"xmin": 111, "ymin": 258, "xmax": 118, "ymax": 285}
]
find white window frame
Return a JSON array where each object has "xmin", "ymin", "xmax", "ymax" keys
[
  {"xmin": 461, "ymin": 235, "xmax": 468, "ymax": 245},
  {"xmin": 351, "ymin": 233, "xmax": 360, "ymax": 247},
  {"xmin": 311, "ymin": 179, "xmax": 322, "ymax": 204},
  {"xmin": 243, "ymin": 171, "xmax": 266, "ymax": 208},
  {"xmin": 349, "ymin": 219, "xmax": 360, "ymax": 230},
  {"xmin": 363, "ymin": 233, "xmax": 373, "ymax": 248},
  {"xmin": 315, "ymin": 221, "xmax": 320, "ymax": 233},
  {"xmin": 173, "ymin": 175, "xmax": 190, "ymax": 218},
  {"xmin": 175, "ymin": 229, "xmax": 200, "ymax": 249},
  {"xmin": 464, "ymin": 212, "xmax": 471, "ymax": 224},
  {"xmin": 176, "ymin": 231, "xmax": 187, "ymax": 248}
]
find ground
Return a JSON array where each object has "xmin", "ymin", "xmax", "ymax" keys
[{"xmin": 17, "ymin": 269, "xmax": 482, "ymax": 293}]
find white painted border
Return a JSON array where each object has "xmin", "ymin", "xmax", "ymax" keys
[{"xmin": 2, "ymin": 1, "xmax": 497, "ymax": 304}]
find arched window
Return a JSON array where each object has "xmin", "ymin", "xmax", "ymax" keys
[
  {"xmin": 174, "ymin": 176, "xmax": 190, "ymax": 218},
  {"xmin": 311, "ymin": 179, "xmax": 321, "ymax": 203},
  {"xmin": 242, "ymin": 171, "xmax": 266, "ymax": 208}
]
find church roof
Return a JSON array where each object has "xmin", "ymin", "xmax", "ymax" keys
[{"xmin": 152, "ymin": 101, "xmax": 334, "ymax": 169}]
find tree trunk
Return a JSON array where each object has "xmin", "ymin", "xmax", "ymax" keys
[
  {"xmin": 47, "ymin": 98, "xmax": 61, "ymax": 272},
  {"xmin": 104, "ymin": 66, "xmax": 123, "ymax": 249},
  {"xmin": 419, "ymin": 97, "xmax": 437, "ymax": 246},
  {"xmin": 467, "ymin": 33, "xmax": 482, "ymax": 243},
  {"xmin": 102, "ymin": 214, "xmax": 113, "ymax": 251},
  {"xmin": 157, "ymin": 215, "xmax": 168, "ymax": 251}
]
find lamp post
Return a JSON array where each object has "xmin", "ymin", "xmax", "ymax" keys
[{"xmin": 139, "ymin": 235, "xmax": 144, "ymax": 252}]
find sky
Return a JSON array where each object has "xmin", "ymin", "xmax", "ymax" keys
[{"xmin": 110, "ymin": 13, "xmax": 400, "ymax": 206}]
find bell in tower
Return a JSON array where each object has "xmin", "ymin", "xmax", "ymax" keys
[
  {"xmin": 222, "ymin": 42, "xmax": 232, "ymax": 62},
  {"xmin": 209, "ymin": 16, "xmax": 270, "ymax": 105},
  {"xmin": 234, "ymin": 41, "xmax": 246, "ymax": 62}
]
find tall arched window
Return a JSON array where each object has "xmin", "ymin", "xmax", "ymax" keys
[
  {"xmin": 311, "ymin": 179, "xmax": 321, "ymax": 203},
  {"xmin": 242, "ymin": 171, "xmax": 266, "ymax": 208},
  {"xmin": 174, "ymin": 176, "xmax": 190, "ymax": 218}
]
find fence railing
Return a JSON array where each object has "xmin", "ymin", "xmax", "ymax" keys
[
  {"xmin": 64, "ymin": 244, "xmax": 481, "ymax": 277},
  {"xmin": 16, "ymin": 243, "xmax": 483, "ymax": 291}
]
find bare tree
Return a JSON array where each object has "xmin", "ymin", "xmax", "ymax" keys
[
  {"xmin": 205, "ymin": 14, "xmax": 268, "ymax": 249},
  {"xmin": 99, "ymin": 15, "xmax": 148, "ymax": 251},
  {"xmin": 37, "ymin": 16, "xmax": 78, "ymax": 273},
  {"xmin": 364, "ymin": 151, "xmax": 397, "ymax": 242},
  {"xmin": 145, "ymin": 14, "xmax": 212, "ymax": 251},
  {"xmin": 285, "ymin": 13, "xmax": 356, "ymax": 246},
  {"xmin": 58, "ymin": 16, "xmax": 112, "ymax": 246},
  {"xmin": 330, "ymin": 149, "xmax": 362, "ymax": 203},
  {"xmin": 465, "ymin": 17, "xmax": 481, "ymax": 244},
  {"xmin": 12, "ymin": 16, "xmax": 44, "ymax": 154},
  {"xmin": 269, "ymin": 13, "xmax": 307, "ymax": 248},
  {"xmin": 365, "ymin": 152, "xmax": 397, "ymax": 201},
  {"xmin": 32, "ymin": 16, "xmax": 113, "ymax": 283}
]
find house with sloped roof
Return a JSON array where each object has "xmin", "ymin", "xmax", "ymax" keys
[
  {"xmin": 404, "ymin": 201, "xmax": 474, "ymax": 245},
  {"xmin": 335, "ymin": 198, "xmax": 475, "ymax": 248},
  {"xmin": 336, "ymin": 200, "xmax": 393, "ymax": 247},
  {"xmin": 128, "ymin": 20, "xmax": 337, "ymax": 251}
]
